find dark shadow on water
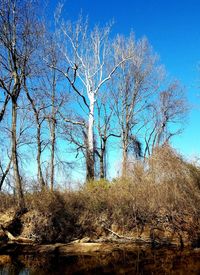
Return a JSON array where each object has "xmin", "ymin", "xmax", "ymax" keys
[{"xmin": 1, "ymin": 246, "xmax": 200, "ymax": 274}]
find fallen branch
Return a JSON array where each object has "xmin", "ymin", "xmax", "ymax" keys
[
  {"xmin": 103, "ymin": 226, "xmax": 150, "ymax": 243},
  {"xmin": 104, "ymin": 227, "xmax": 130, "ymax": 239},
  {"xmin": 0, "ymin": 226, "xmax": 33, "ymax": 244},
  {"xmin": 0, "ymin": 208, "xmax": 33, "ymax": 244}
]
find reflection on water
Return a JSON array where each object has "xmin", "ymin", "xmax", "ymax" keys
[{"xmin": 1, "ymin": 247, "xmax": 200, "ymax": 274}]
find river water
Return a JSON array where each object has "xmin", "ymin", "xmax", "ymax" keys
[{"xmin": 0, "ymin": 246, "xmax": 200, "ymax": 274}]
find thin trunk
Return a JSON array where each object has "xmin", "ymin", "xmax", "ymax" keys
[
  {"xmin": 11, "ymin": 99, "xmax": 25, "ymax": 208},
  {"xmin": 121, "ymin": 88, "xmax": 130, "ymax": 178},
  {"xmin": 156, "ymin": 120, "xmax": 167, "ymax": 147},
  {"xmin": 122, "ymin": 106, "xmax": 129, "ymax": 177},
  {"xmin": 0, "ymin": 95, "xmax": 10, "ymax": 123},
  {"xmin": 122, "ymin": 134, "xmax": 128, "ymax": 178},
  {"xmin": 50, "ymin": 71, "xmax": 56, "ymax": 191},
  {"xmin": 99, "ymin": 138, "xmax": 106, "ymax": 179},
  {"xmin": 25, "ymin": 84, "xmax": 45, "ymax": 189},
  {"xmin": 36, "ymin": 120, "xmax": 45, "ymax": 188},
  {"xmin": 100, "ymin": 159, "xmax": 104, "ymax": 178},
  {"xmin": 0, "ymin": 158, "xmax": 11, "ymax": 191},
  {"xmin": 100, "ymin": 154, "xmax": 105, "ymax": 179},
  {"xmin": 50, "ymin": 128, "xmax": 55, "ymax": 191},
  {"xmin": 86, "ymin": 96, "xmax": 95, "ymax": 181}
]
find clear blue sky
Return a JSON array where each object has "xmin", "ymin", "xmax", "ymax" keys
[{"xmin": 49, "ymin": 0, "xmax": 200, "ymax": 161}]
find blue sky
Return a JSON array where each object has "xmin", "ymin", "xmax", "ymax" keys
[{"xmin": 49, "ymin": 0, "xmax": 200, "ymax": 162}]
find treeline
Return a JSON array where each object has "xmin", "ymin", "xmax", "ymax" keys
[{"xmin": 0, "ymin": 0, "xmax": 187, "ymax": 208}]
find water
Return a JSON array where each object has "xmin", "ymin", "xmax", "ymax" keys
[{"xmin": 1, "ymin": 246, "xmax": 200, "ymax": 274}]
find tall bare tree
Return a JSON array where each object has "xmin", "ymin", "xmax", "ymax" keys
[
  {"xmin": 24, "ymin": 82, "xmax": 46, "ymax": 189},
  {"xmin": 95, "ymin": 93, "xmax": 120, "ymax": 179},
  {"xmin": 51, "ymin": 16, "xmax": 134, "ymax": 180},
  {"xmin": 0, "ymin": 0, "xmax": 42, "ymax": 207},
  {"xmin": 144, "ymin": 81, "xmax": 187, "ymax": 158},
  {"xmin": 112, "ymin": 36, "xmax": 162, "ymax": 177},
  {"xmin": 42, "ymin": 37, "xmax": 68, "ymax": 191}
]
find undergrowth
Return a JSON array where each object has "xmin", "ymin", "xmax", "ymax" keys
[{"xmin": 1, "ymin": 145, "xmax": 200, "ymax": 244}]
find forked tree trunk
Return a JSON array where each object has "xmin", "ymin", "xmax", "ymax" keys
[{"xmin": 11, "ymin": 99, "xmax": 25, "ymax": 208}]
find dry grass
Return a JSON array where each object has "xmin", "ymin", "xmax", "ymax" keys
[
  {"xmin": 1, "ymin": 145, "xmax": 200, "ymax": 244},
  {"xmin": 0, "ymin": 193, "xmax": 16, "ymax": 212}
]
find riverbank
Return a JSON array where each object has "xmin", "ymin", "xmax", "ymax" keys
[
  {"xmin": 0, "ymin": 206, "xmax": 200, "ymax": 248},
  {"xmin": 0, "ymin": 147, "xmax": 200, "ymax": 248}
]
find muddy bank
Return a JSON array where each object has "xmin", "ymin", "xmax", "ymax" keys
[{"xmin": 0, "ymin": 206, "xmax": 200, "ymax": 248}]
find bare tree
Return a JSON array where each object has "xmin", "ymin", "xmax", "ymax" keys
[
  {"xmin": 95, "ymin": 93, "xmax": 120, "ymax": 179},
  {"xmin": 42, "ymin": 37, "xmax": 68, "ymax": 191},
  {"xmin": 0, "ymin": 0, "xmax": 42, "ymax": 207},
  {"xmin": 144, "ymin": 81, "xmax": 187, "ymax": 158},
  {"xmin": 112, "ymin": 36, "xmax": 162, "ymax": 177},
  {"xmin": 0, "ymin": 95, "xmax": 32, "ymax": 191},
  {"xmin": 0, "ymin": 2, "xmax": 188, "ymax": 191},
  {"xmin": 24, "ymin": 82, "xmax": 46, "ymax": 189},
  {"xmin": 60, "ymin": 111, "xmax": 87, "ymax": 175},
  {"xmin": 50, "ymin": 16, "xmax": 134, "ymax": 180}
]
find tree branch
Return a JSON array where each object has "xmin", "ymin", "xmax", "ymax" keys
[{"xmin": 0, "ymin": 94, "xmax": 10, "ymax": 122}]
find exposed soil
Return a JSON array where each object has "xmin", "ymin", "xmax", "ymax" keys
[{"xmin": 0, "ymin": 207, "xmax": 200, "ymax": 250}]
